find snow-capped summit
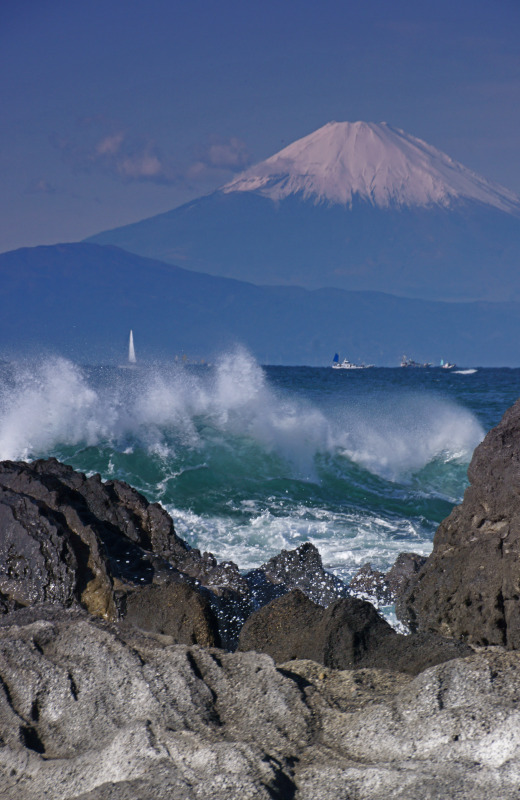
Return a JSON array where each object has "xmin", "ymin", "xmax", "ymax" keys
[
  {"xmin": 223, "ymin": 121, "xmax": 520, "ymax": 215},
  {"xmin": 87, "ymin": 120, "xmax": 520, "ymax": 303}
]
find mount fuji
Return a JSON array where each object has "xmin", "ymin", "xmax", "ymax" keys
[{"xmin": 88, "ymin": 122, "xmax": 520, "ymax": 302}]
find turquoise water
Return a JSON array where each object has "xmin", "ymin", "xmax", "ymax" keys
[{"xmin": 0, "ymin": 350, "xmax": 518, "ymax": 586}]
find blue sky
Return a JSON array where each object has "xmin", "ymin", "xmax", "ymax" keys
[{"xmin": 2, "ymin": 0, "xmax": 519, "ymax": 253}]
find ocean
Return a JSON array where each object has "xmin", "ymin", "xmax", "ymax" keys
[{"xmin": 0, "ymin": 349, "xmax": 518, "ymax": 614}]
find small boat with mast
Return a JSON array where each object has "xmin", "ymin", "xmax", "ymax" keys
[
  {"xmin": 120, "ymin": 330, "xmax": 137, "ymax": 368},
  {"xmin": 128, "ymin": 330, "xmax": 136, "ymax": 365}
]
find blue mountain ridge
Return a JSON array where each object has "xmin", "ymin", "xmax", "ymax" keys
[
  {"xmin": 86, "ymin": 190, "xmax": 520, "ymax": 304},
  {"xmin": 1, "ymin": 242, "xmax": 519, "ymax": 366}
]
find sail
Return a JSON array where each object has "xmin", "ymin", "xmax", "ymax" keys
[
  {"xmin": 333, "ymin": 353, "xmax": 339, "ymax": 364},
  {"xmin": 128, "ymin": 330, "xmax": 136, "ymax": 364}
]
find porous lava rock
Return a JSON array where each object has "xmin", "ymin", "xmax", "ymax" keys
[
  {"xmin": 348, "ymin": 563, "xmax": 392, "ymax": 606},
  {"xmin": 123, "ymin": 582, "xmax": 220, "ymax": 646},
  {"xmin": 400, "ymin": 398, "xmax": 520, "ymax": 647},
  {"xmin": 386, "ymin": 551, "xmax": 427, "ymax": 600},
  {"xmin": 238, "ymin": 589, "xmax": 471, "ymax": 674},
  {"xmin": 0, "ymin": 610, "xmax": 519, "ymax": 799},
  {"xmin": 238, "ymin": 589, "xmax": 394, "ymax": 668},
  {"xmin": 0, "ymin": 459, "xmax": 354, "ymax": 650}
]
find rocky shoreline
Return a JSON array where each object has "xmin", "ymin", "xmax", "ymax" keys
[{"xmin": 2, "ymin": 400, "xmax": 520, "ymax": 797}]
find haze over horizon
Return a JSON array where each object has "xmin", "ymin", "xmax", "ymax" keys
[{"xmin": 2, "ymin": 0, "xmax": 520, "ymax": 260}]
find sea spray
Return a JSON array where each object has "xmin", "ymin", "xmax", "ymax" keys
[{"xmin": 0, "ymin": 350, "xmax": 496, "ymax": 588}]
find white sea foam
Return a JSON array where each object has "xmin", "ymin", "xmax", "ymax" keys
[
  {"xmin": 0, "ymin": 351, "xmax": 484, "ymax": 483},
  {"xmin": 331, "ymin": 393, "xmax": 484, "ymax": 481},
  {"xmin": 0, "ymin": 358, "xmax": 101, "ymax": 460},
  {"xmin": 169, "ymin": 502, "xmax": 433, "ymax": 578}
]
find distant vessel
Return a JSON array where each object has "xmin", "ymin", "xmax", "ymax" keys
[
  {"xmin": 128, "ymin": 330, "xmax": 136, "ymax": 364},
  {"xmin": 119, "ymin": 330, "xmax": 137, "ymax": 368},
  {"xmin": 401, "ymin": 355, "xmax": 431, "ymax": 368},
  {"xmin": 332, "ymin": 353, "xmax": 373, "ymax": 370},
  {"xmin": 440, "ymin": 359, "xmax": 456, "ymax": 369}
]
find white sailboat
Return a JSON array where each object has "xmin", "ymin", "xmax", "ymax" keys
[
  {"xmin": 128, "ymin": 329, "xmax": 136, "ymax": 364},
  {"xmin": 120, "ymin": 330, "xmax": 137, "ymax": 368}
]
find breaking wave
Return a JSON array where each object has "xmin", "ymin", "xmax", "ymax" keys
[
  {"xmin": 0, "ymin": 349, "xmax": 487, "ymax": 582},
  {"xmin": 0, "ymin": 350, "xmax": 483, "ymax": 481}
]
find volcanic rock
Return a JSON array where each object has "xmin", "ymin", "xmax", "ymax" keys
[
  {"xmin": 0, "ymin": 610, "xmax": 519, "ymax": 799},
  {"xmin": 386, "ymin": 551, "xmax": 428, "ymax": 598},
  {"xmin": 246, "ymin": 542, "xmax": 347, "ymax": 608},
  {"xmin": 348, "ymin": 563, "xmax": 392, "ymax": 606},
  {"xmin": 0, "ymin": 458, "xmax": 248, "ymax": 645},
  {"xmin": 238, "ymin": 589, "xmax": 471, "ymax": 674},
  {"xmin": 349, "ymin": 553, "xmax": 428, "ymax": 610},
  {"xmin": 123, "ymin": 582, "xmax": 220, "ymax": 646},
  {"xmin": 400, "ymin": 398, "xmax": 520, "ymax": 647},
  {"xmin": 238, "ymin": 590, "xmax": 393, "ymax": 668}
]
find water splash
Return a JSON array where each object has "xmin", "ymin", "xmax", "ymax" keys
[
  {"xmin": 0, "ymin": 351, "xmax": 490, "ymax": 612},
  {"xmin": 0, "ymin": 351, "xmax": 484, "ymax": 482},
  {"xmin": 333, "ymin": 393, "xmax": 484, "ymax": 482}
]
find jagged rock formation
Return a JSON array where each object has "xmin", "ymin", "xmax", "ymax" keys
[
  {"xmin": 0, "ymin": 610, "xmax": 519, "ymax": 799},
  {"xmin": 0, "ymin": 459, "xmax": 349, "ymax": 649},
  {"xmin": 0, "ymin": 458, "xmax": 246, "ymax": 645},
  {"xmin": 349, "ymin": 552, "xmax": 428, "ymax": 609},
  {"xmin": 246, "ymin": 542, "xmax": 347, "ymax": 608},
  {"xmin": 238, "ymin": 589, "xmax": 471, "ymax": 675},
  {"xmin": 401, "ymin": 398, "xmax": 520, "ymax": 647},
  {"xmin": 2, "ymin": 426, "xmax": 520, "ymax": 797}
]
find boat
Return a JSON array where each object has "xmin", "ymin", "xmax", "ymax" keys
[
  {"xmin": 332, "ymin": 353, "xmax": 373, "ymax": 370},
  {"xmin": 128, "ymin": 330, "xmax": 136, "ymax": 364},
  {"xmin": 120, "ymin": 330, "xmax": 137, "ymax": 368},
  {"xmin": 440, "ymin": 359, "xmax": 456, "ymax": 369},
  {"xmin": 400, "ymin": 355, "xmax": 432, "ymax": 368}
]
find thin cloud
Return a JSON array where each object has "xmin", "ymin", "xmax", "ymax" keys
[
  {"xmin": 52, "ymin": 120, "xmax": 251, "ymax": 188},
  {"xmin": 51, "ymin": 120, "xmax": 178, "ymax": 185},
  {"xmin": 187, "ymin": 136, "xmax": 252, "ymax": 183}
]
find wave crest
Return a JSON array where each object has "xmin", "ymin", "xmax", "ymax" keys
[{"xmin": 0, "ymin": 352, "xmax": 484, "ymax": 483}]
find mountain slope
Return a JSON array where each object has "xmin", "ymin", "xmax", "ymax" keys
[
  {"xmin": 223, "ymin": 121, "xmax": 520, "ymax": 214},
  {"xmin": 2, "ymin": 242, "xmax": 520, "ymax": 366},
  {"xmin": 87, "ymin": 122, "xmax": 520, "ymax": 303}
]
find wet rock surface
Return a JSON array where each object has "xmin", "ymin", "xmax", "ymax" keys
[
  {"xmin": 0, "ymin": 459, "xmax": 253, "ymax": 645},
  {"xmin": 349, "ymin": 552, "xmax": 428, "ymax": 610},
  {"xmin": 247, "ymin": 542, "xmax": 348, "ymax": 607},
  {"xmin": 400, "ymin": 398, "xmax": 520, "ymax": 647},
  {"xmin": 0, "ymin": 611, "xmax": 519, "ymax": 799},
  {"xmin": 0, "ymin": 460, "xmax": 351, "ymax": 648}
]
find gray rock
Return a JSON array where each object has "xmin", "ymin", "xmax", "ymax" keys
[
  {"xmin": 0, "ymin": 610, "xmax": 310, "ymax": 800},
  {"xmin": 0, "ymin": 611, "xmax": 519, "ymax": 799}
]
